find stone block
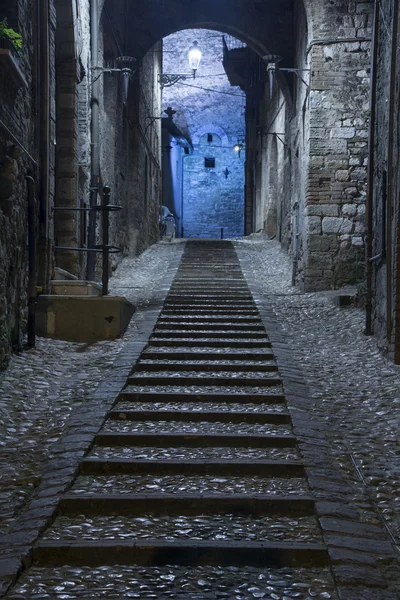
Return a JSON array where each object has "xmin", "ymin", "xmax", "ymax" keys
[
  {"xmin": 36, "ymin": 296, "xmax": 135, "ymax": 342},
  {"xmin": 50, "ymin": 280, "xmax": 102, "ymax": 296},
  {"xmin": 331, "ymin": 127, "xmax": 355, "ymax": 139},
  {"xmin": 304, "ymin": 216, "xmax": 321, "ymax": 234},
  {"xmin": 342, "ymin": 203, "xmax": 357, "ymax": 216},
  {"xmin": 339, "ymin": 219, "xmax": 354, "ymax": 234},
  {"xmin": 306, "ymin": 204, "xmax": 339, "ymax": 217},
  {"xmin": 322, "ymin": 217, "xmax": 344, "ymax": 234},
  {"xmin": 336, "ymin": 170, "xmax": 350, "ymax": 182}
]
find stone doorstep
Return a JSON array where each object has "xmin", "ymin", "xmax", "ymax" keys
[
  {"xmin": 50, "ymin": 280, "xmax": 103, "ymax": 296},
  {"xmin": 35, "ymin": 295, "xmax": 135, "ymax": 342}
]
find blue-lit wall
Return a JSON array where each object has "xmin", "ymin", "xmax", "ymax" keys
[{"xmin": 182, "ymin": 132, "xmax": 244, "ymax": 238}]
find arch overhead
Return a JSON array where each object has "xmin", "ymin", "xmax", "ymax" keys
[{"xmin": 104, "ymin": 0, "xmax": 296, "ymax": 65}]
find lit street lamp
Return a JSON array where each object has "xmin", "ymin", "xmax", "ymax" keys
[
  {"xmin": 159, "ymin": 40, "xmax": 203, "ymax": 87},
  {"xmin": 188, "ymin": 41, "xmax": 202, "ymax": 78},
  {"xmin": 234, "ymin": 142, "xmax": 244, "ymax": 157}
]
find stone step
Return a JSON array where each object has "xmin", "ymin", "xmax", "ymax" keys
[
  {"xmin": 79, "ymin": 458, "xmax": 304, "ymax": 476},
  {"xmin": 33, "ymin": 539, "xmax": 329, "ymax": 568},
  {"xmin": 141, "ymin": 351, "xmax": 274, "ymax": 361},
  {"xmin": 107, "ymin": 409, "xmax": 290, "ymax": 423},
  {"xmin": 148, "ymin": 339, "xmax": 271, "ymax": 347},
  {"xmin": 127, "ymin": 375, "xmax": 281, "ymax": 387},
  {"xmin": 94, "ymin": 432, "xmax": 296, "ymax": 447},
  {"xmin": 135, "ymin": 362, "xmax": 278, "ymax": 372},
  {"xmin": 160, "ymin": 315, "xmax": 260, "ymax": 321},
  {"xmin": 57, "ymin": 493, "xmax": 315, "ymax": 517},
  {"xmin": 156, "ymin": 322, "xmax": 264, "ymax": 330},
  {"xmin": 118, "ymin": 391, "xmax": 285, "ymax": 403},
  {"xmin": 151, "ymin": 333, "xmax": 267, "ymax": 342}
]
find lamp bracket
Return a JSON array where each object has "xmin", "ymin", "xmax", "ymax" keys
[{"xmin": 158, "ymin": 73, "xmax": 192, "ymax": 88}]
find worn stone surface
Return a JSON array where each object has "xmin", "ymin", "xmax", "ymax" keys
[
  {"xmin": 0, "ymin": 241, "xmax": 183, "ymax": 547},
  {"xmin": 236, "ymin": 235, "xmax": 400, "ymax": 594}
]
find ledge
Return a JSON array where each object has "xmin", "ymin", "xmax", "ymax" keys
[{"xmin": 0, "ymin": 48, "xmax": 28, "ymax": 88}]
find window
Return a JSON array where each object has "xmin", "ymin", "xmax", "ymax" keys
[
  {"xmin": 207, "ymin": 133, "xmax": 213, "ymax": 143},
  {"xmin": 204, "ymin": 157, "xmax": 215, "ymax": 168}
]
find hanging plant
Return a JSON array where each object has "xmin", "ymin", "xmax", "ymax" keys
[{"xmin": 0, "ymin": 19, "xmax": 23, "ymax": 51}]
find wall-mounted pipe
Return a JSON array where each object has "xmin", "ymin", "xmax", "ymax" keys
[
  {"xmin": 25, "ymin": 175, "xmax": 37, "ymax": 348},
  {"xmin": 87, "ymin": 0, "xmax": 101, "ymax": 280},
  {"xmin": 386, "ymin": 0, "xmax": 399, "ymax": 350},
  {"xmin": 365, "ymin": 0, "xmax": 379, "ymax": 336},
  {"xmin": 38, "ymin": 0, "xmax": 50, "ymax": 289}
]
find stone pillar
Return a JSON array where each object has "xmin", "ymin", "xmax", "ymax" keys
[{"xmin": 301, "ymin": 1, "xmax": 373, "ymax": 291}]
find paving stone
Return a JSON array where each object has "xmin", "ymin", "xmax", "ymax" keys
[{"xmin": 333, "ymin": 565, "xmax": 387, "ymax": 587}]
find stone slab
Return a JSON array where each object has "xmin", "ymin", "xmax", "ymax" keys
[{"xmin": 35, "ymin": 295, "xmax": 135, "ymax": 342}]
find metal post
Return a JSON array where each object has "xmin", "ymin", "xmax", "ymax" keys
[
  {"xmin": 87, "ymin": 0, "xmax": 100, "ymax": 281},
  {"xmin": 102, "ymin": 186, "xmax": 111, "ymax": 296},
  {"xmin": 26, "ymin": 175, "xmax": 37, "ymax": 348}
]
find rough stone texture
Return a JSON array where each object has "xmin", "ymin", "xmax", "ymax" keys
[
  {"xmin": 368, "ymin": 0, "xmax": 400, "ymax": 361},
  {"xmin": 0, "ymin": 241, "xmax": 184, "ymax": 596},
  {"xmin": 0, "ymin": 0, "xmax": 35, "ymax": 369},
  {"xmin": 236, "ymin": 235, "xmax": 400, "ymax": 594},
  {"xmin": 162, "ymin": 29, "xmax": 245, "ymax": 239}
]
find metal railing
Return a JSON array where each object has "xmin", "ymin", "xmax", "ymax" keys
[{"xmin": 54, "ymin": 186, "xmax": 122, "ymax": 295}]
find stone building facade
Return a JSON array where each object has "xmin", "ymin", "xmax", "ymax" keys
[
  {"xmin": 0, "ymin": 0, "xmax": 37, "ymax": 366},
  {"xmin": 4, "ymin": 0, "xmax": 398, "ymax": 365},
  {"xmin": 0, "ymin": 0, "xmax": 162, "ymax": 369},
  {"xmin": 367, "ymin": 0, "xmax": 400, "ymax": 361}
]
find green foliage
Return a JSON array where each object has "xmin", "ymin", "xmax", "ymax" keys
[{"xmin": 0, "ymin": 18, "xmax": 23, "ymax": 51}]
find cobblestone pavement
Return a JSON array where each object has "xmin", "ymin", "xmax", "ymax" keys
[
  {"xmin": 0, "ymin": 241, "xmax": 184, "ymax": 537},
  {"xmin": 2, "ymin": 236, "xmax": 400, "ymax": 598},
  {"xmin": 234, "ymin": 236, "xmax": 400, "ymax": 566}
]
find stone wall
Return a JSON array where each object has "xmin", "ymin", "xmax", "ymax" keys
[
  {"xmin": 302, "ymin": 1, "xmax": 372, "ymax": 291},
  {"xmin": 0, "ymin": 0, "xmax": 35, "ymax": 368},
  {"xmin": 369, "ymin": 0, "xmax": 400, "ymax": 359},
  {"xmin": 98, "ymin": 27, "xmax": 162, "ymax": 266},
  {"xmin": 243, "ymin": 0, "xmax": 372, "ymax": 291},
  {"xmin": 183, "ymin": 132, "xmax": 244, "ymax": 239}
]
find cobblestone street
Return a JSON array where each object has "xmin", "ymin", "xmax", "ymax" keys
[
  {"xmin": 1, "ymin": 237, "xmax": 400, "ymax": 598},
  {"xmin": 0, "ymin": 242, "xmax": 184, "ymax": 538},
  {"xmin": 235, "ymin": 237, "xmax": 400, "ymax": 549}
]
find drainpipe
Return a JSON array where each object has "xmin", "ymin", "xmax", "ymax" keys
[
  {"xmin": 26, "ymin": 176, "xmax": 37, "ymax": 348},
  {"xmin": 386, "ymin": 0, "xmax": 399, "ymax": 349},
  {"xmin": 365, "ymin": 0, "xmax": 379, "ymax": 335},
  {"xmin": 87, "ymin": 0, "xmax": 101, "ymax": 281},
  {"xmin": 38, "ymin": 0, "xmax": 50, "ymax": 290}
]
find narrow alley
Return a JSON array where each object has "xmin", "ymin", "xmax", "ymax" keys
[
  {"xmin": 2, "ymin": 0, "xmax": 400, "ymax": 598},
  {"xmin": 1, "ymin": 237, "xmax": 400, "ymax": 598}
]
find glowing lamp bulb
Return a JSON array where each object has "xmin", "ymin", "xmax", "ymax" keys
[{"xmin": 188, "ymin": 41, "xmax": 202, "ymax": 76}]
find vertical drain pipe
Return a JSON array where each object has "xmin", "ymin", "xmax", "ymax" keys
[
  {"xmin": 87, "ymin": 0, "xmax": 100, "ymax": 281},
  {"xmin": 26, "ymin": 175, "xmax": 37, "ymax": 348},
  {"xmin": 386, "ymin": 0, "xmax": 399, "ymax": 348},
  {"xmin": 365, "ymin": 0, "xmax": 379, "ymax": 335}
]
